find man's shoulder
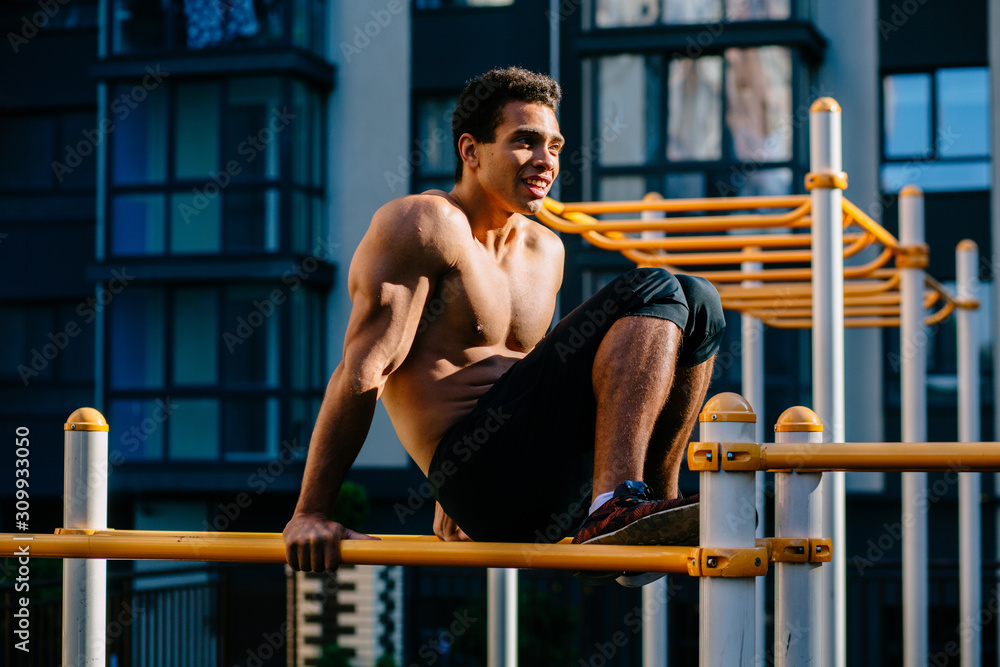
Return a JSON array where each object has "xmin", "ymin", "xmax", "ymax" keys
[
  {"xmin": 519, "ymin": 213, "xmax": 564, "ymax": 259},
  {"xmin": 375, "ymin": 191, "xmax": 468, "ymax": 235}
]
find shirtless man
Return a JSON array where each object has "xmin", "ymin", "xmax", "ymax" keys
[{"xmin": 283, "ymin": 67, "xmax": 725, "ymax": 586}]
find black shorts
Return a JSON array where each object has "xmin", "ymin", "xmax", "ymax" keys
[{"xmin": 426, "ymin": 268, "xmax": 725, "ymax": 543}]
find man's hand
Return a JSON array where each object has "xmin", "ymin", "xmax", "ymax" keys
[
  {"xmin": 434, "ymin": 502, "xmax": 471, "ymax": 542},
  {"xmin": 283, "ymin": 512, "xmax": 380, "ymax": 572}
]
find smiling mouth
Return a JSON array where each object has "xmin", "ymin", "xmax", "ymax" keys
[{"xmin": 523, "ymin": 177, "xmax": 550, "ymax": 197}]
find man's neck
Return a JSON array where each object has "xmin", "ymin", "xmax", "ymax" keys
[{"xmin": 448, "ymin": 184, "xmax": 520, "ymax": 251}]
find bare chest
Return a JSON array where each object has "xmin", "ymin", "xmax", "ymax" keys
[{"xmin": 416, "ymin": 255, "xmax": 555, "ymax": 353}]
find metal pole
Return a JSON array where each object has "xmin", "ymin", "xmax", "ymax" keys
[
  {"xmin": 641, "ymin": 192, "xmax": 669, "ymax": 667},
  {"xmin": 643, "ymin": 580, "xmax": 668, "ymax": 667},
  {"xmin": 899, "ymin": 185, "xmax": 927, "ymax": 667},
  {"xmin": 741, "ymin": 251, "xmax": 766, "ymax": 664},
  {"xmin": 63, "ymin": 408, "xmax": 109, "ymax": 667},
  {"xmin": 773, "ymin": 407, "xmax": 824, "ymax": 667},
  {"xmin": 809, "ymin": 97, "xmax": 846, "ymax": 667},
  {"xmin": 698, "ymin": 393, "xmax": 757, "ymax": 667},
  {"xmin": 488, "ymin": 568, "xmax": 517, "ymax": 667},
  {"xmin": 957, "ymin": 240, "xmax": 981, "ymax": 667}
]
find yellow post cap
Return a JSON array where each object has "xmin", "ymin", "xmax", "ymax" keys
[
  {"xmin": 775, "ymin": 406, "xmax": 823, "ymax": 432},
  {"xmin": 810, "ymin": 97, "xmax": 841, "ymax": 113},
  {"xmin": 699, "ymin": 392, "xmax": 756, "ymax": 423},
  {"xmin": 65, "ymin": 408, "xmax": 109, "ymax": 432},
  {"xmin": 899, "ymin": 185, "xmax": 923, "ymax": 197},
  {"xmin": 957, "ymin": 239, "xmax": 978, "ymax": 252}
]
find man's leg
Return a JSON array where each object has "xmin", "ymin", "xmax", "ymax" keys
[
  {"xmin": 643, "ymin": 357, "xmax": 715, "ymax": 500},
  {"xmin": 591, "ymin": 315, "xmax": 684, "ymax": 498}
]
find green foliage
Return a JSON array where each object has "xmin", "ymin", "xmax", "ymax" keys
[
  {"xmin": 375, "ymin": 654, "xmax": 398, "ymax": 667},
  {"xmin": 316, "ymin": 644, "xmax": 352, "ymax": 667},
  {"xmin": 331, "ymin": 481, "xmax": 369, "ymax": 531}
]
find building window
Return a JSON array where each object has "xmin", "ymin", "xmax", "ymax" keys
[
  {"xmin": 111, "ymin": 0, "xmax": 325, "ymax": 55},
  {"xmin": 107, "ymin": 285, "xmax": 324, "ymax": 462},
  {"xmin": 107, "ymin": 77, "xmax": 324, "ymax": 257},
  {"xmin": 881, "ymin": 67, "xmax": 991, "ymax": 193},
  {"xmin": 414, "ymin": 0, "xmax": 512, "ymax": 9},
  {"xmin": 594, "ymin": 0, "xmax": 790, "ymax": 28},
  {"xmin": 590, "ymin": 46, "xmax": 794, "ymax": 203},
  {"xmin": 411, "ymin": 94, "xmax": 459, "ymax": 194}
]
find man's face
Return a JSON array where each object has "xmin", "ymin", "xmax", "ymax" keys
[{"xmin": 476, "ymin": 101, "xmax": 563, "ymax": 215}]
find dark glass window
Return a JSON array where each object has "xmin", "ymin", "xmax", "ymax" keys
[
  {"xmin": 107, "ymin": 285, "xmax": 324, "ymax": 462},
  {"xmin": 881, "ymin": 67, "xmax": 991, "ymax": 192},
  {"xmin": 411, "ymin": 95, "xmax": 459, "ymax": 194},
  {"xmin": 112, "ymin": 0, "xmax": 323, "ymax": 55},
  {"xmin": 108, "ymin": 77, "xmax": 323, "ymax": 256},
  {"xmin": 591, "ymin": 47, "xmax": 795, "ymax": 202},
  {"xmin": 594, "ymin": 0, "xmax": 790, "ymax": 27}
]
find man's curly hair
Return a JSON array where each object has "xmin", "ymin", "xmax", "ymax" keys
[{"xmin": 451, "ymin": 67, "xmax": 562, "ymax": 182}]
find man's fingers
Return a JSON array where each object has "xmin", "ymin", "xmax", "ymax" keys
[{"xmin": 343, "ymin": 528, "xmax": 381, "ymax": 541}]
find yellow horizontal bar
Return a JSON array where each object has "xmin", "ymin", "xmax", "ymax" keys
[
  {"xmin": 1, "ymin": 531, "xmax": 695, "ymax": 573},
  {"xmin": 842, "ymin": 199, "xmax": 902, "ymax": 251},
  {"xmin": 553, "ymin": 195, "xmax": 810, "ymax": 215},
  {"xmin": 759, "ymin": 441, "xmax": 1000, "ymax": 472}
]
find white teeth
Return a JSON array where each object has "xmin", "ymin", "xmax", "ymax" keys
[{"xmin": 526, "ymin": 179, "xmax": 547, "ymax": 187}]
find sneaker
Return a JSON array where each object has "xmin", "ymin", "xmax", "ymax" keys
[{"xmin": 572, "ymin": 481, "xmax": 699, "ymax": 587}]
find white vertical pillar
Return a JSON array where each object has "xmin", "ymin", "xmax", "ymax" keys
[
  {"xmin": 63, "ymin": 408, "xmax": 110, "ymax": 667},
  {"xmin": 641, "ymin": 194, "xmax": 670, "ymax": 667},
  {"xmin": 488, "ymin": 568, "xmax": 517, "ymax": 667},
  {"xmin": 957, "ymin": 240, "xmax": 981, "ymax": 667},
  {"xmin": 773, "ymin": 407, "xmax": 825, "ymax": 667},
  {"xmin": 741, "ymin": 252, "xmax": 766, "ymax": 664},
  {"xmin": 698, "ymin": 393, "xmax": 757, "ymax": 667},
  {"xmin": 899, "ymin": 185, "xmax": 927, "ymax": 667},
  {"xmin": 643, "ymin": 580, "xmax": 668, "ymax": 667},
  {"xmin": 809, "ymin": 97, "xmax": 846, "ymax": 667}
]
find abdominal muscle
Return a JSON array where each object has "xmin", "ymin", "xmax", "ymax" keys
[{"xmin": 381, "ymin": 345, "xmax": 524, "ymax": 474}]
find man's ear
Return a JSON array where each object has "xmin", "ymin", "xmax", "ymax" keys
[{"xmin": 457, "ymin": 133, "xmax": 479, "ymax": 172}]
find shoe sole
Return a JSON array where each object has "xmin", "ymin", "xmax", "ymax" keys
[
  {"xmin": 577, "ymin": 502, "xmax": 699, "ymax": 587},
  {"xmin": 581, "ymin": 501, "xmax": 700, "ymax": 547}
]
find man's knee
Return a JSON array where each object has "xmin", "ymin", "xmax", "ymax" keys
[
  {"xmin": 675, "ymin": 274, "xmax": 725, "ymax": 365},
  {"xmin": 619, "ymin": 267, "xmax": 682, "ymax": 304}
]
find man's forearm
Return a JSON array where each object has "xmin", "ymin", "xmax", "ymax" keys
[{"xmin": 293, "ymin": 366, "xmax": 379, "ymax": 517}]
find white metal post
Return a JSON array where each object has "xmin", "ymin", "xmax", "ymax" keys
[
  {"xmin": 63, "ymin": 408, "xmax": 109, "ymax": 667},
  {"xmin": 773, "ymin": 407, "xmax": 824, "ymax": 667},
  {"xmin": 809, "ymin": 97, "xmax": 846, "ymax": 667},
  {"xmin": 957, "ymin": 240, "xmax": 981, "ymax": 667},
  {"xmin": 899, "ymin": 185, "xmax": 928, "ymax": 667},
  {"xmin": 641, "ymin": 192, "xmax": 670, "ymax": 667},
  {"xmin": 741, "ymin": 252, "xmax": 766, "ymax": 664},
  {"xmin": 698, "ymin": 393, "xmax": 757, "ymax": 667},
  {"xmin": 488, "ymin": 568, "xmax": 517, "ymax": 667},
  {"xmin": 643, "ymin": 580, "xmax": 668, "ymax": 667}
]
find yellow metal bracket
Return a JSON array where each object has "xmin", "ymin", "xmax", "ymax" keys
[
  {"xmin": 687, "ymin": 441, "xmax": 720, "ymax": 471},
  {"xmin": 687, "ymin": 442, "xmax": 763, "ymax": 472},
  {"xmin": 809, "ymin": 538, "xmax": 832, "ymax": 562},
  {"xmin": 756, "ymin": 537, "xmax": 831, "ymax": 563},
  {"xmin": 895, "ymin": 243, "xmax": 929, "ymax": 269},
  {"xmin": 687, "ymin": 546, "xmax": 769, "ymax": 577},
  {"xmin": 804, "ymin": 171, "xmax": 848, "ymax": 191}
]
